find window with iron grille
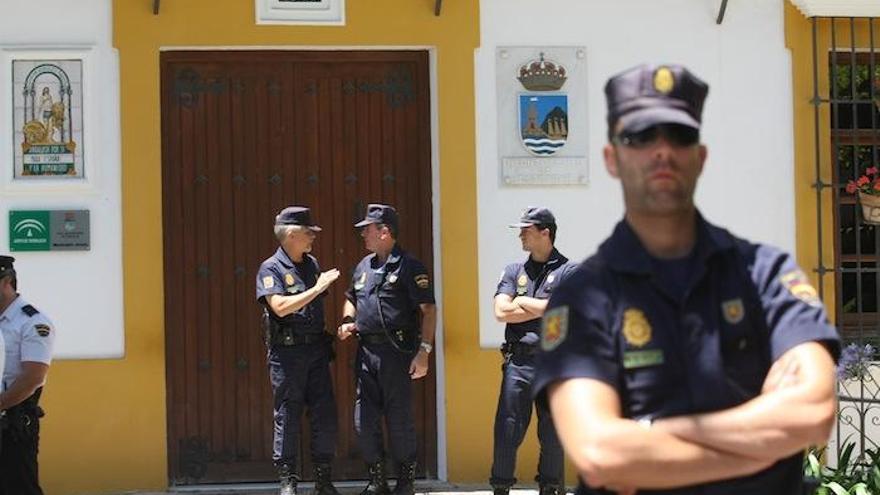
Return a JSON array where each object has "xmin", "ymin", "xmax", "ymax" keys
[{"xmin": 830, "ymin": 44, "xmax": 880, "ymax": 346}]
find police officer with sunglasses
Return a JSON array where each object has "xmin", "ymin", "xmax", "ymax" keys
[{"xmin": 532, "ymin": 64, "xmax": 840, "ymax": 494}]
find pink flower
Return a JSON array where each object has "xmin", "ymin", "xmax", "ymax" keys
[
  {"xmin": 868, "ymin": 167, "xmax": 879, "ymax": 176},
  {"xmin": 847, "ymin": 181, "xmax": 859, "ymax": 194},
  {"xmin": 858, "ymin": 176, "xmax": 870, "ymax": 187},
  {"xmin": 872, "ymin": 181, "xmax": 880, "ymax": 191}
]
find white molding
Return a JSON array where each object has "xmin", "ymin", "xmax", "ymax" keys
[
  {"xmin": 789, "ymin": 0, "xmax": 880, "ymax": 17},
  {"xmin": 255, "ymin": 0, "xmax": 345, "ymax": 25}
]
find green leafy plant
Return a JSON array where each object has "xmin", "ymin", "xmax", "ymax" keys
[{"xmin": 805, "ymin": 442, "xmax": 880, "ymax": 495}]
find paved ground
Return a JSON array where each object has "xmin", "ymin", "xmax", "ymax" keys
[{"xmin": 122, "ymin": 483, "xmax": 543, "ymax": 495}]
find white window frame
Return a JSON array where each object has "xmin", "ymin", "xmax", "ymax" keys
[{"xmin": 255, "ymin": 0, "xmax": 345, "ymax": 26}]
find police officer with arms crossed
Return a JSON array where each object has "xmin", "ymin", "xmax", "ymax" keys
[
  {"xmin": 491, "ymin": 207, "xmax": 576, "ymax": 495},
  {"xmin": 533, "ymin": 64, "xmax": 840, "ymax": 495},
  {"xmin": 0, "ymin": 255, "xmax": 55, "ymax": 495},
  {"xmin": 337, "ymin": 204, "xmax": 436, "ymax": 495},
  {"xmin": 256, "ymin": 207, "xmax": 342, "ymax": 495}
]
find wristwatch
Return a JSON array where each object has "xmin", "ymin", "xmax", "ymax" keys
[{"xmin": 419, "ymin": 341, "xmax": 433, "ymax": 354}]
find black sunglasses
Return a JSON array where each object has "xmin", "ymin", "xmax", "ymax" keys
[{"xmin": 613, "ymin": 124, "xmax": 700, "ymax": 149}]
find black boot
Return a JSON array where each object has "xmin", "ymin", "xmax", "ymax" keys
[
  {"xmin": 360, "ymin": 460, "xmax": 391, "ymax": 495},
  {"xmin": 314, "ymin": 463, "xmax": 341, "ymax": 495},
  {"xmin": 278, "ymin": 464, "xmax": 298, "ymax": 495},
  {"xmin": 392, "ymin": 461, "xmax": 417, "ymax": 495},
  {"xmin": 539, "ymin": 482, "xmax": 563, "ymax": 495},
  {"xmin": 491, "ymin": 482, "xmax": 513, "ymax": 495}
]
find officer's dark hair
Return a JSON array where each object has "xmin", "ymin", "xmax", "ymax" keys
[
  {"xmin": 536, "ymin": 223, "xmax": 557, "ymax": 243},
  {"xmin": 0, "ymin": 271, "xmax": 17, "ymax": 291},
  {"xmin": 377, "ymin": 223, "xmax": 398, "ymax": 239}
]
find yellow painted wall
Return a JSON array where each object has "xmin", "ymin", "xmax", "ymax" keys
[
  {"xmin": 785, "ymin": 4, "xmax": 880, "ymax": 320},
  {"xmin": 37, "ymin": 1, "xmax": 489, "ymax": 493}
]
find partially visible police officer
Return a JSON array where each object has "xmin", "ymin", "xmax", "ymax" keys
[
  {"xmin": 0, "ymin": 255, "xmax": 55, "ymax": 495},
  {"xmin": 490, "ymin": 206, "xmax": 576, "ymax": 495},
  {"xmin": 337, "ymin": 204, "xmax": 436, "ymax": 495},
  {"xmin": 256, "ymin": 207, "xmax": 341, "ymax": 495},
  {"xmin": 533, "ymin": 64, "xmax": 840, "ymax": 495}
]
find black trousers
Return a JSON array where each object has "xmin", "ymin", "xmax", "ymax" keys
[
  {"xmin": 0, "ymin": 410, "xmax": 43, "ymax": 495},
  {"xmin": 354, "ymin": 342, "xmax": 417, "ymax": 465},
  {"xmin": 268, "ymin": 341, "xmax": 338, "ymax": 469},
  {"xmin": 490, "ymin": 350, "xmax": 563, "ymax": 487}
]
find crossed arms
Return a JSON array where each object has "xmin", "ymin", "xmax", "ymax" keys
[{"xmin": 547, "ymin": 341, "xmax": 836, "ymax": 491}]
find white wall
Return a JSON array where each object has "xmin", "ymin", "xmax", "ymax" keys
[
  {"xmin": 0, "ymin": 0, "xmax": 123, "ymax": 358},
  {"xmin": 476, "ymin": 0, "xmax": 796, "ymax": 347}
]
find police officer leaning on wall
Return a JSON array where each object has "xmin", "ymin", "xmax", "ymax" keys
[
  {"xmin": 337, "ymin": 204, "xmax": 437, "ymax": 495},
  {"xmin": 532, "ymin": 64, "xmax": 841, "ymax": 495},
  {"xmin": 490, "ymin": 207, "xmax": 576, "ymax": 495},
  {"xmin": 256, "ymin": 207, "xmax": 342, "ymax": 495},
  {"xmin": 0, "ymin": 255, "xmax": 56, "ymax": 495}
]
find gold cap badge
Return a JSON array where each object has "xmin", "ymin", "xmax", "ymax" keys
[
  {"xmin": 653, "ymin": 67, "xmax": 674, "ymax": 94},
  {"xmin": 623, "ymin": 308, "xmax": 652, "ymax": 348}
]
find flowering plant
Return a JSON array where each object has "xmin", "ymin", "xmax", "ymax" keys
[
  {"xmin": 845, "ymin": 167, "xmax": 880, "ymax": 195},
  {"xmin": 838, "ymin": 342, "xmax": 876, "ymax": 381}
]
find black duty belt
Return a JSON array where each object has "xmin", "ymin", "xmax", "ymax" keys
[
  {"xmin": 501, "ymin": 341, "xmax": 537, "ymax": 356},
  {"xmin": 358, "ymin": 333, "xmax": 392, "ymax": 345},
  {"xmin": 274, "ymin": 332, "xmax": 330, "ymax": 346}
]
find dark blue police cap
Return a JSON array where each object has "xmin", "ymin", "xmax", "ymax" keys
[
  {"xmin": 509, "ymin": 206, "xmax": 556, "ymax": 228},
  {"xmin": 275, "ymin": 206, "xmax": 322, "ymax": 231},
  {"xmin": 354, "ymin": 204, "xmax": 399, "ymax": 229},
  {"xmin": 0, "ymin": 255, "xmax": 14, "ymax": 276},
  {"xmin": 605, "ymin": 64, "xmax": 709, "ymax": 135}
]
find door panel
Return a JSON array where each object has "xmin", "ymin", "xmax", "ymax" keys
[{"xmin": 161, "ymin": 50, "xmax": 434, "ymax": 485}]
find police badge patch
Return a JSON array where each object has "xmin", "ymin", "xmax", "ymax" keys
[
  {"xmin": 262, "ymin": 276, "xmax": 274, "ymax": 289},
  {"xmin": 542, "ymin": 305, "xmax": 568, "ymax": 351},
  {"xmin": 35, "ymin": 324, "xmax": 51, "ymax": 337},
  {"xmin": 623, "ymin": 308, "xmax": 652, "ymax": 348},
  {"xmin": 354, "ymin": 272, "xmax": 367, "ymax": 290},
  {"xmin": 721, "ymin": 298, "xmax": 745, "ymax": 325},
  {"xmin": 285, "ymin": 273, "xmax": 295, "ymax": 286}
]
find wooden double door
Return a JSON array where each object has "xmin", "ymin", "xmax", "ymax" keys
[{"xmin": 160, "ymin": 50, "xmax": 435, "ymax": 485}]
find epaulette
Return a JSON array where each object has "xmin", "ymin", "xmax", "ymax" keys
[{"xmin": 22, "ymin": 304, "xmax": 39, "ymax": 316}]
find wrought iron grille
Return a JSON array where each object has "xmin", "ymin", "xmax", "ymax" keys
[{"xmin": 812, "ymin": 16, "xmax": 880, "ymax": 465}]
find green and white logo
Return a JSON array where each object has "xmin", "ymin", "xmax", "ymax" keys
[{"xmin": 9, "ymin": 211, "xmax": 50, "ymax": 251}]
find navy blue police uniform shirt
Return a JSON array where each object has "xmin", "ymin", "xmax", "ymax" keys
[
  {"xmin": 346, "ymin": 245, "xmax": 435, "ymax": 334},
  {"xmin": 496, "ymin": 248, "xmax": 578, "ymax": 345},
  {"xmin": 533, "ymin": 214, "xmax": 841, "ymax": 495},
  {"xmin": 256, "ymin": 247, "xmax": 325, "ymax": 333}
]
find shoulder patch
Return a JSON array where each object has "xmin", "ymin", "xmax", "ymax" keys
[
  {"xmin": 414, "ymin": 274, "xmax": 430, "ymax": 289},
  {"xmin": 262, "ymin": 276, "xmax": 275, "ymax": 289},
  {"xmin": 541, "ymin": 306, "xmax": 569, "ymax": 351},
  {"xmin": 34, "ymin": 323, "xmax": 51, "ymax": 337},
  {"xmin": 22, "ymin": 304, "xmax": 39, "ymax": 316},
  {"xmin": 779, "ymin": 269, "xmax": 822, "ymax": 307}
]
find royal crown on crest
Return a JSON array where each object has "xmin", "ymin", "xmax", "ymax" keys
[{"xmin": 518, "ymin": 53, "xmax": 567, "ymax": 91}]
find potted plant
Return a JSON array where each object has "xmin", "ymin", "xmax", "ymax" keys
[{"xmin": 846, "ymin": 167, "xmax": 880, "ymax": 224}]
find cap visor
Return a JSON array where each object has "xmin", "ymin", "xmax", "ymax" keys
[
  {"xmin": 308, "ymin": 225, "xmax": 323, "ymax": 232},
  {"xmin": 508, "ymin": 222, "xmax": 536, "ymax": 228},
  {"xmin": 354, "ymin": 219, "xmax": 377, "ymax": 228},
  {"xmin": 617, "ymin": 107, "xmax": 700, "ymax": 135}
]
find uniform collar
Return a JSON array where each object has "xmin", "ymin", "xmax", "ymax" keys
[
  {"xmin": 600, "ymin": 210, "xmax": 735, "ymax": 275},
  {"xmin": 0, "ymin": 294, "xmax": 24, "ymax": 322},
  {"xmin": 384, "ymin": 244, "xmax": 404, "ymax": 265},
  {"xmin": 525, "ymin": 247, "xmax": 567, "ymax": 270},
  {"xmin": 274, "ymin": 246, "xmax": 302, "ymax": 269}
]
